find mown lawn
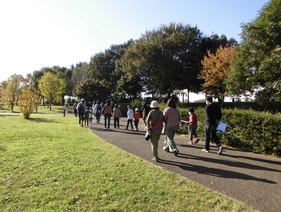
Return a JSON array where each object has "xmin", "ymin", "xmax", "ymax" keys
[{"xmin": 0, "ymin": 114, "xmax": 256, "ymax": 211}]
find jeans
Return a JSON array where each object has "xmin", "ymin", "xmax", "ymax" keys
[
  {"xmin": 104, "ymin": 114, "xmax": 111, "ymax": 129},
  {"xmin": 114, "ymin": 117, "xmax": 120, "ymax": 128},
  {"xmin": 204, "ymin": 123, "xmax": 221, "ymax": 151}
]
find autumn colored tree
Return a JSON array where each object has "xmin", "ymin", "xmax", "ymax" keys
[
  {"xmin": 18, "ymin": 86, "xmax": 40, "ymax": 119},
  {"xmin": 198, "ymin": 45, "xmax": 237, "ymax": 103},
  {"xmin": 38, "ymin": 72, "xmax": 65, "ymax": 110},
  {"xmin": 1, "ymin": 74, "xmax": 26, "ymax": 112}
]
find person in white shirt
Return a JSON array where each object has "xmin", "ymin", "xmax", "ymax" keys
[{"xmin": 125, "ymin": 105, "xmax": 134, "ymax": 130}]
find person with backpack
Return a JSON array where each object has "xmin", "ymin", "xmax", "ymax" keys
[
  {"xmin": 93, "ymin": 100, "xmax": 102, "ymax": 123},
  {"xmin": 76, "ymin": 98, "xmax": 86, "ymax": 127}
]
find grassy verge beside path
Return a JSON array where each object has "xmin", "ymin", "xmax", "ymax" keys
[{"xmin": 0, "ymin": 115, "xmax": 255, "ymax": 211}]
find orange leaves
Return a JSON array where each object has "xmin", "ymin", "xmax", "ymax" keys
[{"xmin": 198, "ymin": 45, "xmax": 237, "ymax": 97}]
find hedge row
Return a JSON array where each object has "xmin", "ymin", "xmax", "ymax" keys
[{"xmin": 178, "ymin": 107, "xmax": 281, "ymax": 157}]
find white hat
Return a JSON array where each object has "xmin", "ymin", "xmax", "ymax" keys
[
  {"xmin": 150, "ymin": 101, "xmax": 159, "ymax": 108},
  {"xmin": 135, "ymin": 108, "xmax": 139, "ymax": 111}
]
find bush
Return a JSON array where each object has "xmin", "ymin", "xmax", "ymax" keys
[
  {"xmin": 220, "ymin": 109, "xmax": 281, "ymax": 156},
  {"xmin": 177, "ymin": 107, "xmax": 281, "ymax": 157}
]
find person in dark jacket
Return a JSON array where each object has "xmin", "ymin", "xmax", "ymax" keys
[
  {"xmin": 140, "ymin": 98, "xmax": 151, "ymax": 128},
  {"xmin": 202, "ymin": 96, "xmax": 223, "ymax": 154}
]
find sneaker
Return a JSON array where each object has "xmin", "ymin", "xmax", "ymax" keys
[
  {"xmin": 188, "ymin": 141, "xmax": 194, "ymax": 145},
  {"xmin": 174, "ymin": 150, "xmax": 179, "ymax": 156},
  {"xmin": 194, "ymin": 138, "xmax": 200, "ymax": 144},
  {"xmin": 202, "ymin": 149, "xmax": 209, "ymax": 153},
  {"xmin": 218, "ymin": 146, "xmax": 223, "ymax": 155},
  {"xmin": 152, "ymin": 157, "xmax": 159, "ymax": 162},
  {"xmin": 163, "ymin": 146, "xmax": 170, "ymax": 152}
]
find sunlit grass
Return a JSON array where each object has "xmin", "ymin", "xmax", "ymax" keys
[{"xmin": 0, "ymin": 115, "xmax": 256, "ymax": 211}]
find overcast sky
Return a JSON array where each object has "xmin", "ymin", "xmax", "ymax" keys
[{"xmin": 0, "ymin": 0, "xmax": 269, "ymax": 84}]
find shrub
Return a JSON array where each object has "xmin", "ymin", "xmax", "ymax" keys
[{"xmin": 178, "ymin": 107, "xmax": 281, "ymax": 156}]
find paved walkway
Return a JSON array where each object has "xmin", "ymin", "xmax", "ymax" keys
[{"xmin": 89, "ymin": 118, "xmax": 281, "ymax": 212}]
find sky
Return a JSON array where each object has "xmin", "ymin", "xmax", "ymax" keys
[{"xmin": 0, "ymin": 0, "xmax": 269, "ymax": 95}]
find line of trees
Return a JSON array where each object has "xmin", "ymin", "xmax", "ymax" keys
[{"xmin": 1, "ymin": 0, "xmax": 280, "ymax": 114}]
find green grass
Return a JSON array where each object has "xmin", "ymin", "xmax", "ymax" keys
[
  {"xmin": 0, "ymin": 114, "xmax": 256, "ymax": 211},
  {"xmin": 0, "ymin": 105, "xmax": 67, "ymax": 114}
]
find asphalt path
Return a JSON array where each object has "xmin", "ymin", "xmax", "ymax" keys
[{"xmin": 88, "ymin": 117, "xmax": 281, "ymax": 212}]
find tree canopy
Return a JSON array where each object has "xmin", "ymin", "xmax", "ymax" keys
[
  {"xmin": 199, "ymin": 45, "xmax": 237, "ymax": 103},
  {"xmin": 38, "ymin": 72, "xmax": 65, "ymax": 110},
  {"xmin": 227, "ymin": 0, "xmax": 281, "ymax": 104}
]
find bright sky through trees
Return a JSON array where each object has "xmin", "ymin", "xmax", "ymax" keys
[{"xmin": 0, "ymin": 0, "xmax": 268, "ymax": 83}]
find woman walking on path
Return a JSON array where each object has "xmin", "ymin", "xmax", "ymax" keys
[
  {"xmin": 146, "ymin": 101, "xmax": 166, "ymax": 162},
  {"xmin": 112, "ymin": 104, "xmax": 122, "ymax": 129},
  {"xmin": 163, "ymin": 98, "xmax": 182, "ymax": 156},
  {"xmin": 102, "ymin": 99, "xmax": 113, "ymax": 130}
]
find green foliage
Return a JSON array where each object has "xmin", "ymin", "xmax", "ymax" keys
[
  {"xmin": 220, "ymin": 109, "xmax": 281, "ymax": 156},
  {"xmin": 89, "ymin": 41, "xmax": 135, "ymax": 100},
  {"xmin": 38, "ymin": 72, "xmax": 66, "ymax": 110},
  {"xmin": 120, "ymin": 23, "xmax": 205, "ymax": 97},
  {"xmin": 74, "ymin": 78, "xmax": 111, "ymax": 102},
  {"xmin": 129, "ymin": 99, "xmax": 143, "ymax": 110},
  {"xmin": 227, "ymin": 0, "xmax": 281, "ymax": 103}
]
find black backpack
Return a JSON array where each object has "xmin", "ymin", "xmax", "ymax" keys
[{"xmin": 77, "ymin": 103, "xmax": 84, "ymax": 113}]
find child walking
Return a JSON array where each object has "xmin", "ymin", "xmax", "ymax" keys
[
  {"xmin": 125, "ymin": 105, "xmax": 134, "ymax": 130},
  {"xmin": 185, "ymin": 108, "xmax": 200, "ymax": 144},
  {"xmin": 84, "ymin": 107, "xmax": 94, "ymax": 127},
  {"xmin": 134, "ymin": 108, "xmax": 141, "ymax": 131}
]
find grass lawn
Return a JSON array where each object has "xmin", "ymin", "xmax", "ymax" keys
[{"xmin": 0, "ymin": 114, "xmax": 256, "ymax": 211}]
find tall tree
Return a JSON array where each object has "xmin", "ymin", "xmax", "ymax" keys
[
  {"xmin": 198, "ymin": 45, "xmax": 237, "ymax": 104},
  {"xmin": 1, "ymin": 74, "xmax": 26, "ymax": 112},
  {"xmin": 38, "ymin": 72, "xmax": 65, "ymax": 110},
  {"xmin": 89, "ymin": 40, "xmax": 134, "ymax": 100},
  {"xmin": 119, "ymin": 23, "xmax": 235, "ymax": 98},
  {"xmin": 74, "ymin": 79, "xmax": 110, "ymax": 103},
  {"xmin": 226, "ymin": 0, "xmax": 281, "ymax": 105}
]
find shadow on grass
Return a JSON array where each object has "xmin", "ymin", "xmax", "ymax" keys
[{"xmin": 27, "ymin": 117, "xmax": 59, "ymax": 123}]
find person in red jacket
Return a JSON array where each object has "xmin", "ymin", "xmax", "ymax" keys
[
  {"xmin": 184, "ymin": 107, "xmax": 200, "ymax": 145},
  {"xmin": 134, "ymin": 108, "xmax": 141, "ymax": 131},
  {"xmin": 146, "ymin": 101, "xmax": 166, "ymax": 162}
]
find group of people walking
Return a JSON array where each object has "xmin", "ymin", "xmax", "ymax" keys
[{"xmin": 72, "ymin": 96, "xmax": 223, "ymax": 162}]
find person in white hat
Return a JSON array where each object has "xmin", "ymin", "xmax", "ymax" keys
[{"xmin": 146, "ymin": 100, "xmax": 166, "ymax": 162}]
